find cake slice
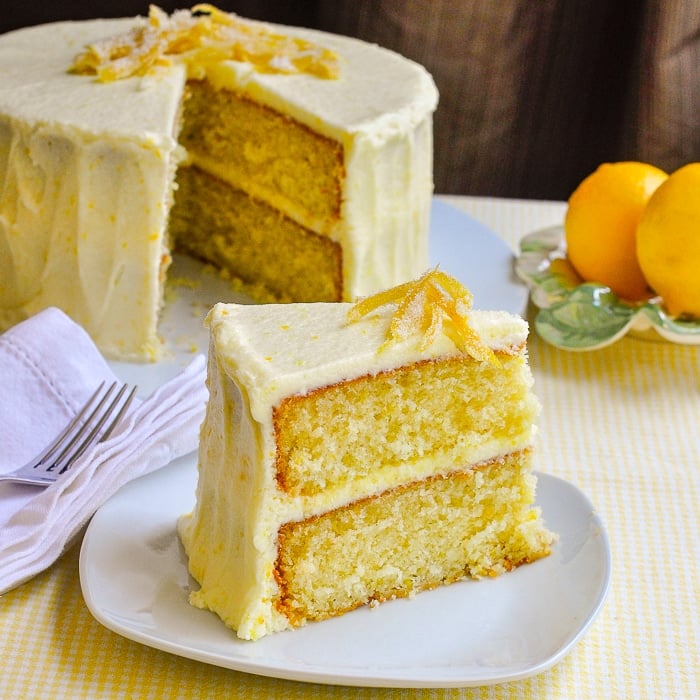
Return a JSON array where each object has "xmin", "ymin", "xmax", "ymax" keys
[{"xmin": 178, "ymin": 270, "xmax": 555, "ymax": 640}]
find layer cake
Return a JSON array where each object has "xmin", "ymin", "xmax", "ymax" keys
[{"xmin": 0, "ymin": 6, "xmax": 438, "ymax": 359}]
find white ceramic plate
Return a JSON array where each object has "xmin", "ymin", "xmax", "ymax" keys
[
  {"xmin": 107, "ymin": 199, "xmax": 528, "ymax": 395},
  {"xmin": 430, "ymin": 199, "xmax": 527, "ymax": 317},
  {"xmin": 80, "ymin": 455, "xmax": 610, "ymax": 688},
  {"xmin": 85, "ymin": 200, "xmax": 599, "ymax": 687}
]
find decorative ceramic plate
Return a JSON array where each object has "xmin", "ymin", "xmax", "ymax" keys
[
  {"xmin": 515, "ymin": 226, "xmax": 700, "ymax": 350},
  {"xmin": 80, "ymin": 455, "xmax": 611, "ymax": 688}
]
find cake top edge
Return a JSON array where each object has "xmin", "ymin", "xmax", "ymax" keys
[
  {"xmin": 69, "ymin": 4, "xmax": 340, "ymax": 82},
  {"xmin": 206, "ymin": 295, "xmax": 528, "ymax": 413},
  {"xmin": 0, "ymin": 15, "xmax": 437, "ymax": 139},
  {"xmin": 209, "ymin": 302, "xmax": 528, "ymax": 355},
  {"xmin": 206, "ymin": 269, "xmax": 529, "ymax": 367}
]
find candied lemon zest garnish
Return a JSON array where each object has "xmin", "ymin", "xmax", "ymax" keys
[
  {"xmin": 70, "ymin": 4, "xmax": 339, "ymax": 82},
  {"xmin": 348, "ymin": 268, "xmax": 500, "ymax": 365}
]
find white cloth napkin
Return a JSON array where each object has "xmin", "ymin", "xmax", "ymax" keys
[{"xmin": 0, "ymin": 307, "xmax": 207, "ymax": 594}]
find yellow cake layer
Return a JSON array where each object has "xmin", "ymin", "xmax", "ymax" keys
[
  {"xmin": 179, "ymin": 80, "xmax": 344, "ymax": 234},
  {"xmin": 274, "ymin": 352, "xmax": 538, "ymax": 497},
  {"xmin": 170, "ymin": 166, "xmax": 343, "ymax": 302},
  {"xmin": 275, "ymin": 449, "xmax": 553, "ymax": 626}
]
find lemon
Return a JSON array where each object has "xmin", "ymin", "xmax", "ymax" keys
[
  {"xmin": 637, "ymin": 163, "xmax": 700, "ymax": 317},
  {"xmin": 564, "ymin": 162, "xmax": 668, "ymax": 301}
]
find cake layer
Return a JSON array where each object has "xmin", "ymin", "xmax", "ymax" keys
[
  {"xmin": 171, "ymin": 166, "xmax": 343, "ymax": 302},
  {"xmin": 275, "ymin": 449, "xmax": 551, "ymax": 626},
  {"xmin": 179, "ymin": 80, "xmax": 344, "ymax": 234},
  {"xmin": 274, "ymin": 353, "xmax": 538, "ymax": 497}
]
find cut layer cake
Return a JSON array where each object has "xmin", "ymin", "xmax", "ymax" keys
[{"xmin": 0, "ymin": 6, "xmax": 438, "ymax": 359}]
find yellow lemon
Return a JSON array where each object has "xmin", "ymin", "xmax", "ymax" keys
[
  {"xmin": 637, "ymin": 163, "xmax": 700, "ymax": 317},
  {"xmin": 564, "ymin": 161, "xmax": 668, "ymax": 301}
]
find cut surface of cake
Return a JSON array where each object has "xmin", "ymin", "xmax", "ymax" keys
[
  {"xmin": 0, "ymin": 6, "xmax": 438, "ymax": 360},
  {"xmin": 178, "ymin": 270, "xmax": 555, "ymax": 640}
]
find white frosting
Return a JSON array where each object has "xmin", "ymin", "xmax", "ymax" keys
[
  {"xmin": 0, "ymin": 20, "xmax": 186, "ymax": 359},
  {"xmin": 0, "ymin": 17, "xmax": 438, "ymax": 359},
  {"xmin": 178, "ymin": 301, "xmax": 532, "ymax": 640}
]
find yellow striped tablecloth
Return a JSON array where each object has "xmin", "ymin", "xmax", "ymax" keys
[{"xmin": 2, "ymin": 196, "xmax": 698, "ymax": 699}]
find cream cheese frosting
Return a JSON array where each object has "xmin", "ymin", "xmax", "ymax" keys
[
  {"xmin": 177, "ymin": 300, "xmax": 535, "ymax": 640},
  {"xmin": 0, "ymin": 14, "xmax": 438, "ymax": 359}
]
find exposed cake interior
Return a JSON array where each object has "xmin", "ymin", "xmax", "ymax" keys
[
  {"xmin": 274, "ymin": 352, "xmax": 537, "ymax": 497},
  {"xmin": 170, "ymin": 78, "xmax": 346, "ymax": 302},
  {"xmin": 170, "ymin": 166, "xmax": 343, "ymax": 303},
  {"xmin": 276, "ymin": 450, "xmax": 548, "ymax": 624}
]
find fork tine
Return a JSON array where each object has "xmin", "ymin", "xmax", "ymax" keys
[
  {"xmin": 56, "ymin": 383, "xmax": 138, "ymax": 474},
  {"xmin": 34, "ymin": 381, "xmax": 108, "ymax": 468},
  {"xmin": 96, "ymin": 384, "xmax": 138, "ymax": 443},
  {"xmin": 44, "ymin": 382, "xmax": 118, "ymax": 472},
  {"xmin": 0, "ymin": 381, "xmax": 138, "ymax": 487}
]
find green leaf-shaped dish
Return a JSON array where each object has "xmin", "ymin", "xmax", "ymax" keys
[{"xmin": 515, "ymin": 227, "xmax": 700, "ymax": 350}]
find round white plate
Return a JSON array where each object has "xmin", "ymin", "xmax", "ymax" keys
[
  {"xmin": 79, "ymin": 455, "xmax": 610, "ymax": 688},
  {"xmin": 107, "ymin": 199, "xmax": 528, "ymax": 395},
  {"xmin": 86, "ymin": 199, "xmax": 591, "ymax": 687}
]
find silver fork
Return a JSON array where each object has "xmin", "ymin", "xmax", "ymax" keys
[{"xmin": 0, "ymin": 381, "xmax": 138, "ymax": 487}]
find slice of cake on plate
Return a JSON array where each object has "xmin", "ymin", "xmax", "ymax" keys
[
  {"xmin": 0, "ymin": 5, "xmax": 437, "ymax": 360},
  {"xmin": 178, "ymin": 269, "xmax": 556, "ymax": 640}
]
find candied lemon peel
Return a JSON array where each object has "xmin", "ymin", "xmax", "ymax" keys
[
  {"xmin": 70, "ymin": 4, "xmax": 340, "ymax": 82},
  {"xmin": 348, "ymin": 268, "xmax": 500, "ymax": 366}
]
